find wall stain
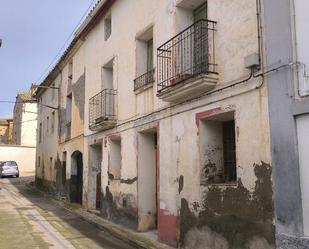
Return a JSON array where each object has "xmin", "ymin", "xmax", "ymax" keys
[
  {"xmin": 108, "ymin": 172, "xmax": 114, "ymax": 181},
  {"xmin": 178, "ymin": 175, "xmax": 184, "ymax": 194},
  {"xmin": 101, "ymin": 186, "xmax": 138, "ymax": 229},
  {"xmin": 120, "ymin": 177, "xmax": 137, "ymax": 184},
  {"xmin": 180, "ymin": 162, "xmax": 275, "ymax": 248},
  {"xmin": 72, "ymin": 73, "xmax": 85, "ymax": 121},
  {"xmin": 59, "ymin": 107, "xmax": 66, "ymax": 140}
]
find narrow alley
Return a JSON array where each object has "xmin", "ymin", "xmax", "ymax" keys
[{"xmin": 0, "ymin": 176, "xmax": 139, "ymax": 249}]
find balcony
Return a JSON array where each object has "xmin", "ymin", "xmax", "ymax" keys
[
  {"xmin": 157, "ymin": 19, "xmax": 218, "ymax": 102},
  {"xmin": 134, "ymin": 69, "xmax": 155, "ymax": 92},
  {"xmin": 89, "ymin": 89, "xmax": 117, "ymax": 131}
]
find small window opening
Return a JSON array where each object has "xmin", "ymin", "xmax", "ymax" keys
[
  {"xmin": 109, "ymin": 137, "xmax": 121, "ymax": 179},
  {"xmin": 199, "ymin": 111, "xmax": 236, "ymax": 185},
  {"xmin": 104, "ymin": 15, "xmax": 112, "ymax": 41},
  {"xmin": 46, "ymin": 116, "xmax": 49, "ymax": 133},
  {"xmin": 51, "ymin": 111, "xmax": 55, "ymax": 133}
]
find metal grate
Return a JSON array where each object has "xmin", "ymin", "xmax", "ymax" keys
[
  {"xmin": 89, "ymin": 89, "xmax": 116, "ymax": 129},
  {"xmin": 134, "ymin": 68, "xmax": 155, "ymax": 91},
  {"xmin": 223, "ymin": 121, "xmax": 237, "ymax": 182},
  {"xmin": 157, "ymin": 19, "xmax": 217, "ymax": 92}
]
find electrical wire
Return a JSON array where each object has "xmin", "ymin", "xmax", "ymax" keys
[
  {"xmin": 36, "ymin": 0, "xmax": 98, "ymax": 84},
  {"xmin": 84, "ymin": 61, "xmax": 294, "ymax": 139},
  {"xmin": 10, "ymin": 118, "xmax": 37, "ymax": 126},
  {"xmin": 0, "ymin": 100, "xmax": 58, "ymax": 110}
]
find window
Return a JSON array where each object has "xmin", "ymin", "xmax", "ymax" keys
[
  {"xmin": 62, "ymin": 152, "xmax": 67, "ymax": 185},
  {"xmin": 39, "ymin": 123, "xmax": 42, "ymax": 143},
  {"xmin": 104, "ymin": 15, "xmax": 112, "ymax": 41},
  {"xmin": 46, "ymin": 116, "xmax": 49, "ymax": 133},
  {"xmin": 102, "ymin": 59, "xmax": 114, "ymax": 89},
  {"xmin": 3, "ymin": 161, "xmax": 17, "ymax": 166},
  {"xmin": 65, "ymin": 94, "xmax": 72, "ymax": 141},
  {"xmin": 199, "ymin": 111, "xmax": 236, "ymax": 185},
  {"xmin": 147, "ymin": 39, "xmax": 153, "ymax": 72},
  {"xmin": 68, "ymin": 61, "xmax": 73, "ymax": 82},
  {"xmin": 134, "ymin": 27, "xmax": 154, "ymax": 90},
  {"xmin": 51, "ymin": 83, "xmax": 55, "ymax": 100},
  {"xmin": 101, "ymin": 59, "xmax": 115, "ymax": 118},
  {"xmin": 38, "ymin": 156, "xmax": 40, "ymax": 168},
  {"xmin": 109, "ymin": 137, "xmax": 121, "ymax": 179},
  {"xmin": 50, "ymin": 157, "xmax": 53, "ymax": 172},
  {"xmin": 38, "ymin": 98, "xmax": 42, "ymax": 114},
  {"xmin": 51, "ymin": 111, "xmax": 55, "ymax": 133},
  {"xmin": 66, "ymin": 94, "xmax": 72, "ymax": 124}
]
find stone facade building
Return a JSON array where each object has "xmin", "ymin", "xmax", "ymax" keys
[
  {"xmin": 34, "ymin": 0, "xmax": 309, "ymax": 248},
  {"xmin": 0, "ymin": 118, "xmax": 13, "ymax": 144}
]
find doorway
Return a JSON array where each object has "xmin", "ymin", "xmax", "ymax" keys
[
  {"xmin": 296, "ymin": 114, "xmax": 309, "ymax": 235},
  {"xmin": 89, "ymin": 143, "xmax": 103, "ymax": 210},
  {"xmin": 137, "ymin": 129, "xmax": 158, "ymax": 231},
  {"xmin": 96, "ymin": 172, "xmax": 102, "ymax": 210},
  {"xmin": 70, "ymin": 151, "xmax": 83, "ymax": 204}
]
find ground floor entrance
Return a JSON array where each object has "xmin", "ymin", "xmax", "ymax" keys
[
  {"xmin": 137, "ymin": 128, "xmax": 158, "ymax": 231},
  {"xmin": 70, "ymin": 151, "xmax": 83, "ymax": 204}
]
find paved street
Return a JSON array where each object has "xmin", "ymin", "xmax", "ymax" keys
[{"xmin": 0, "ymin": 176, "xmax": 137, "ymax": 249}]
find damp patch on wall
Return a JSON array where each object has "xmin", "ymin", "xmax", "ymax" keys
[{"xmin": 180, "ymin": 162, "xmax": 275, "ymax": 249}]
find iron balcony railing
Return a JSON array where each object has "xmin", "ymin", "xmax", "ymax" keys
[
  {"xmin": 157, "ymin": 19, "xmax": 217, "ymax": 92},
  {"xmin": 134, "ymin": 68, "xmax": 155, "ymax": 91},
  {"xmin": 89, "ymin": 89, "xmax": 117, "ymax": 129}
]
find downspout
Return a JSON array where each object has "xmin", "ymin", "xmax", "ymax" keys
[
  {"xmin": 291, "ymin": 0, "xmax": 309, "ymax": 98},
  {"xmin": 256, "ymin": 0, "xmax": 262, "ymax": 68}
]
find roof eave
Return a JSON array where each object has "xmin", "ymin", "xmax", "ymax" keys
[{"xmin": 36, "ymin": 0, "xmax": 115, "ymax": 98}]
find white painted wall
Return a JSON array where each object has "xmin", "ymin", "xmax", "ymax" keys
[
  {"xmin": 296, "ymin": 114, "xmax": 309, "ymax": 235},
  {"xmin": 294, "ymin": 0, "xmax": 309, "ymax": 95},
  {"xmin": 0, "ymin": 145, "xmax": 36, "ymax": 175},
  {"xmin": 35, "ymin": 0, "xmax": 272, "ymax": 245},
  {"xmin": 21, "ymin": 103, "xmax": 37, "ymax": 146}
]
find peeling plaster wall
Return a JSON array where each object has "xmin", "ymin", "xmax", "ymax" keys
[
  {"xmin": 58, "ymin": 137, "xmax": 84, "ymax": 204},
  {"xmin": 100, "ymin": 129, "xmax": 138, "ymax": 229},
  {"xmin": 36, "ymin": 0, "xmax": 275, "ymax": 247},
  {"xmin": 36, "ymin": 73, "xmax": 61, "ymax": 187},
  {"xmin": 70, "ymin": 46, "xmax": 86, "ymax": 138},
  {"xmin": 156, "ymin": 85, "xmax": 272, "ymax": 248},
  {"xmin": 79, "ymin": 0, "xmax": 272, "ymax": 247},
  {"xmin": 36, "ymin": 45, "xmax": 86, "ymax": 201}
]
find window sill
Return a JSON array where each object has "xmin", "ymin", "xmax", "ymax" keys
[
  {"xmin": 134, "ymin": 82, "xmax": 154, "ymax": 94},
  {"xmin": 200, "ymin": 181, "xmax": 238, "ymax": 187}
]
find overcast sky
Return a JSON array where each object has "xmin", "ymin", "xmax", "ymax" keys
[{"xmin": 0, "ymin": 0, "xmax": 95, "ymax": 117}]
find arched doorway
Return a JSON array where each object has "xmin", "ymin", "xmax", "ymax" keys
[{"xmin": 70, "ymin": 151, "xmax": 83, "ymax": 204}]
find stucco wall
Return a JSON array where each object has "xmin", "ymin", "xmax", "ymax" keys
[
  {"xmin": 0, "ymin": 145, "xmax": 35, "ymax": 175},
  {"xmin": 35, "ymin": 0, "xmax": 274, "ymax": 248},
  {"xmin": 20, "ymin": 103, "xmax": 37, "ymax": 146},
  {"xmin": 81, "ymin": 0, "xmax": 272, "ymax": 248},
  {"xmin": 264, "ymin": 0, "xmax": 309, "ymax": 247}
]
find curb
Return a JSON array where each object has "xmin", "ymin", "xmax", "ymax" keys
[{"xmin": 27, "ymin": 184, "xmax": 172, "ymax": 249}]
